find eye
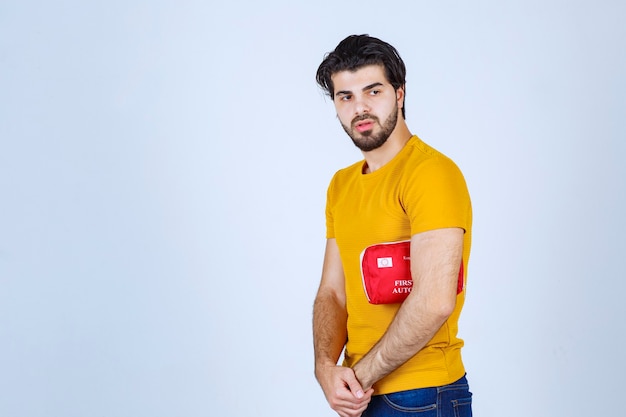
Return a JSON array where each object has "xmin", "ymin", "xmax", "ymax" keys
[
  {"xmin": 369, "ymin": 89, "xmax": 380, "ymax": 96},
  {"xmin": 339, "ymin": 94, "xmax": 352, "ymax": 101}
]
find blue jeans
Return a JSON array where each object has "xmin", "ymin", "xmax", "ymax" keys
[{"xmin": 362, "ymin": 375, "xmax": 472, "ymax": 417}]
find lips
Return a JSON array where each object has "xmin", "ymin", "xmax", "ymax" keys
[{"xmin": 354, "ymin": 119, "xmax": 375, "ymax": 133}]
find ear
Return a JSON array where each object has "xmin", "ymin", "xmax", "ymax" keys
[{"xmin": 396, "ymin": 85, "xmax": 405, "ymax": 109}]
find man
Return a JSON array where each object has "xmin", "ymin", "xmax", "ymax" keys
[{"xmin": 312, "ymin": 35, "xmax": 473, "ymax": 417}]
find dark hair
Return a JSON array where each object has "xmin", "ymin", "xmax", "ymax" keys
[{"xmin": 316, "ymin": 34, "xmax": 407, "ymax": 118}]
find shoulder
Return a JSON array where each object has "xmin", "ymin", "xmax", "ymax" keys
[{"xmin": 403, "ymin": 137, "xmax": 465, "ymax": 182}]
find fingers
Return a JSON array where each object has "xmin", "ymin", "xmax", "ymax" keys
[
  {"xmin": 331, "ymin": 380, "xmax": 372, "ymax": 417},
  {"xmin": 334, "ymin": 396, "xmax": 370, "ymax": 417},
  {"xmin": 343, "ymin": 369, "xmax": 365, "ymax": 399},
  {"xmin": 319, "ymin": 366, "xmax": 373, "ymax": 417}
]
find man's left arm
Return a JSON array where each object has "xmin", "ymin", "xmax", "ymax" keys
[{"xmin": 352, "ymin": 227, "xmax": 464, "ymax": 390}]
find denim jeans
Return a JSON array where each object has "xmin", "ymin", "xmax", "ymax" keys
[{"xmin": 362, "ymin": 375, "xmax": 472, "ymax": 417}]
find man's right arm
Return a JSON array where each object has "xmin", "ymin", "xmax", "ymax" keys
[{"xmin": 313, "ymin": 238, "xmax": 373, "ymax": 417}]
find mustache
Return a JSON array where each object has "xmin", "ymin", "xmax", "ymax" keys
[{"xmin": 351, "ymin": 114, "xmax": 379, "ymax": 127}]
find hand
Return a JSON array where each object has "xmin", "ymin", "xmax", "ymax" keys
[{"xmin": 316, "ymin": 364, "xmax": 374, "ymax": 417}]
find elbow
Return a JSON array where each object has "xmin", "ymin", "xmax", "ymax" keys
[{"xmin": 432, "ymin": 296, "xmax": 457, "ymax": 322}]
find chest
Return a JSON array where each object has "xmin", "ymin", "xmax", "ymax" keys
[{"xmin": 332, "ymin": 177, "xmax": 412, "ymax": 247}]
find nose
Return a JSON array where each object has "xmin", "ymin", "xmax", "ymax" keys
[{"xmin": 353, "ymin": 95, "xmax": 370, "ymax": 115}]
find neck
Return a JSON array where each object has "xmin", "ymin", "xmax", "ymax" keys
[{"xmin": 362, "ymin": 120, "xmax": 412, "ymax": 174}]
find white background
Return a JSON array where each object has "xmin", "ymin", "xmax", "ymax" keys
[{"xmin": 1, "ymin": 1, "xmax": 625, "ymax": 416}]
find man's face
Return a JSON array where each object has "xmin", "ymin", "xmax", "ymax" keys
[{"xmin": 331, "ymin": 64, "xmax": 403, "ymax": 152}]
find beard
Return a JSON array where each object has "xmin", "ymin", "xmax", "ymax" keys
[{"xmin": 341, "ymin": 106, "xmax": 399, "ymax": 152}]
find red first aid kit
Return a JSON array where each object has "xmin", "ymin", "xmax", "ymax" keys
[{"xmin": 360, "ymin": 240, "xmax": 464, "ymax": 305}]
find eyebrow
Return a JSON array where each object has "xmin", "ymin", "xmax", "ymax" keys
[{"xmin": 335, "ymin": 82, "xmax": 384, "ymax": 97}]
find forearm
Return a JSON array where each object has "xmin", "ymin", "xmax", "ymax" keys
[
  {"xmin": 313, "ymin": 291, "xmax": 348, "ymax": 375},
  {"xmin": 352, "ymin": 298, "xmax": 452, "ymax": 389},
  {"xmin": 314, "ymin": 290, "xmax": 374, "ymax": 415}
]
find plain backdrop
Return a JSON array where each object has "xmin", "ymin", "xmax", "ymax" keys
[{"xmin": 1, "ymin": 1, "xmax": 625, "ymax": 416}]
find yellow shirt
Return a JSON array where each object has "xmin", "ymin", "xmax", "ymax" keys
[{"xmin": 325, "ymin": 135, "xmax": 472, "ymax": 394}]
